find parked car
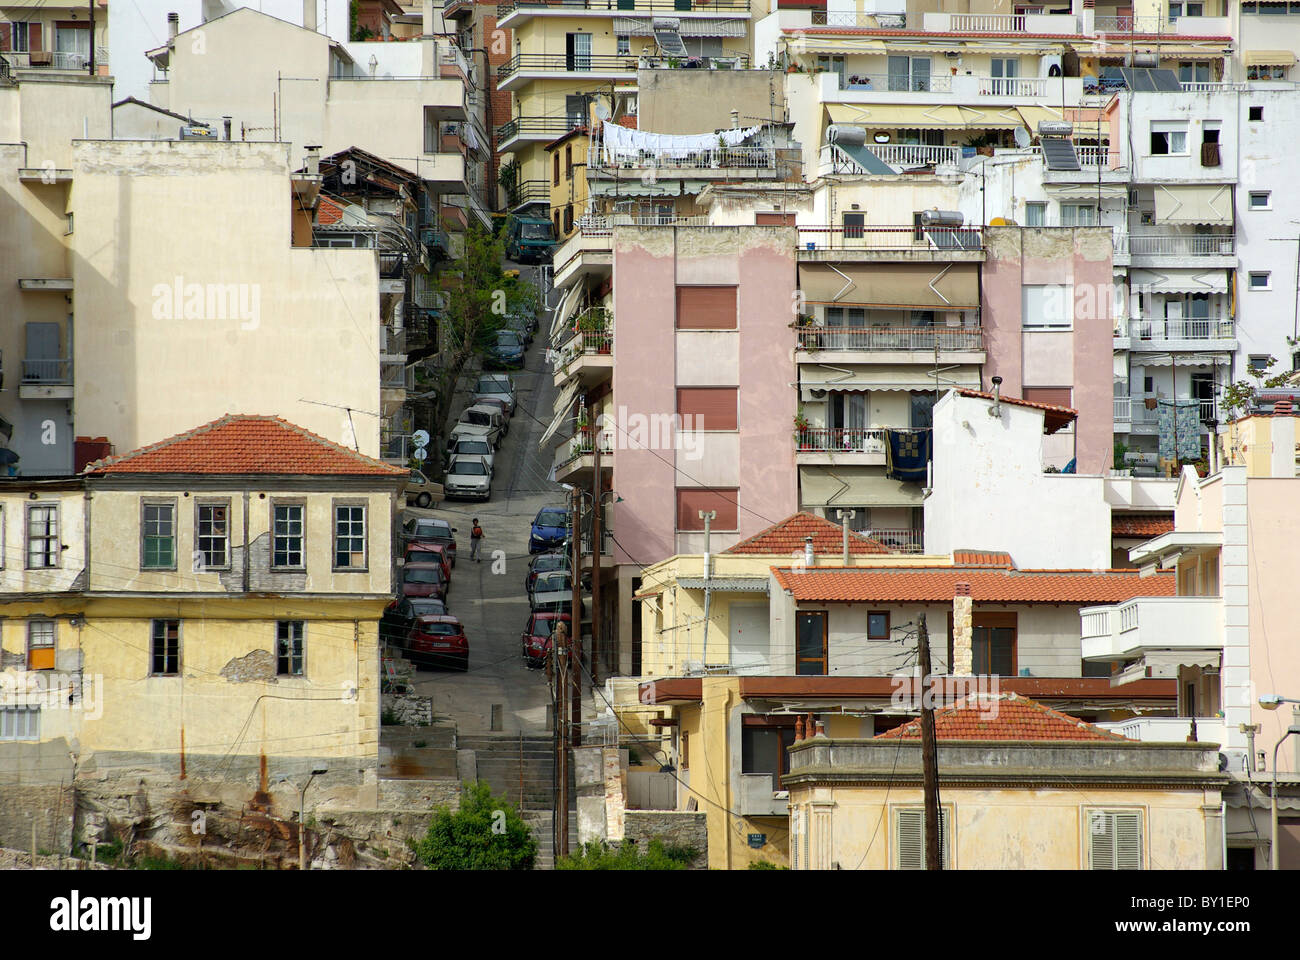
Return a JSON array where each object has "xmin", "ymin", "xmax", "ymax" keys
[
  {"xmin": 526, "ymin": 552, "xmax": 570, "ymax": 597},
  {"xmin": 407, "ymin": 614, "xmax": 469, "ymax": 671},
  {"xmin": 404, "ymin": 541, "xmax": 451, "ymax": 581},
  {"xmin": 380, "ymin": 596, "xmax": 448, "ymax": 645},
  {"xmin": 474, "ymin": 396, "xmax": 512, "ymax": 428},
  {"xmin": 472, "ymin": 374, "xmax": 516, "ymax": 416},
  {"xmin": 506, "ymin": 312, "xmax": 534, "ymax": 346},
  {"xmin": 530, "ymin": 570, "xmax": 584, "ymax": 617},
  {"xmin": 446, "ymin": 436, "xmax": 495, "ymax": 473},
  {"xmin": 449, "ymin": 405, "xmax": 505, "ymax": 450},
  {"xmin": 404, "ymin": 468, "xmax": 443, "ymax": 509},
  {"xmin": 529, "ymin": 506, "xmax": 570, "ymax": 553},
  {"xmin": 485, "ymin": 329, "xmax": 526, "ymax": 369},
  {"xmin": 444, "ymin": 455, "xmax": 492, "ymax": 500},
  {"xmin": 401, "ymin": 561, "xmax": 449, "ymax": 601},
  {"xmin": 521, "ymin": 611, "xmax": 571, "ymax": 668},
  {"xmin": 403, "ymin": 516, "xmax": 457, "ymax": 566}
]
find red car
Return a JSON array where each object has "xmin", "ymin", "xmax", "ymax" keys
[
  {"xmin": 521, "ymin": 611, "xmax": 571, "ymax": 669},
  {"xmin": 401, "ymin": 561, "xmax": 448, "ymax": 601},
  {"xmin": 405, "ymin": 542, "xmax": 451, "ymax": 582},
  {"xmin": 407, "ymin": 615, "xmax": 468, "ymax": 671}
]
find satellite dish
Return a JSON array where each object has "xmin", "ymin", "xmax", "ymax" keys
[
  {"xmin": 1013, "ymin": 126, "xmax": 1031, "ymax": 149},
  {"xmin": 594, "ymin": 102, "xmax": 611, "ymax": 122},
  {"xmin": 412, "ymin": 429, "xmax": 431, "ymax": 449}
]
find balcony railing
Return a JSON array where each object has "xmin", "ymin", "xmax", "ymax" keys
[
  {"xmin": 1115, "ymin": 397, "xmax": 1217, "ymax": 426},
  {"xmin": 1094, "ymin": 14, "xmax": 1167, "ymax": 32},
  {"xmin": 381, "ymin": 361, "xmax": 414, "ymax": 390},
  {"xmin": 795, "ymin": 325, "xmax": 984, "ymax": 353},
  {"xmin": 4, "ymin": 51, "xmax": 92, "ymax": 71},
  {"xmin": 497, "ymin": 115, "xmax": 583, "ymax": 143},
  {"xmin": 576, "ymin": 214, "xmax": 710, "ymax": 230},
  {"xmin": 950, "ymin": 13, "xmax": 1023, "ymax": 31},
  {"xmin": 797, "ymin": 225, "xmax": 983, "ymax": 251},
  {"xmin": 1113, "ymin": 397, "xmax": 1131, "ymax": 423},
  {"xmin": 795, "ymin": 427, "xmax": 887, "ymax": 453},
  {"xmin": 499, "ymin": 0, "xmax": 751, "ymax": 14},
  {"xmin": 868, "ymin": 143, "xmax": 963, "ymax": 169},
  {"xmin": 21, "ymin": 358, "xmax": 73, "ymax": 384},
  {"xmin": 580, "ymin": 527, "xmax": 615, "ymax": 557},
  {"xmin": 1126, "ymin": 319, "xmax": 1236, "ymax": 341},
  {"xmin": 499, "ymin": 53, "xmax": 642, "ymax": 80},
  {"xmin": 592, "ymin": 144, "xmax": 776, "ymax": 171},
  {"xmin": 868, "ymin": 528, "xmax": 924, "ymax": 554},
  {"xmin": 977, "ymin": 75, "xmax": 1048, "ymax": 97},
  {"xmin": 556, "ymin": 326, "xmax": 614, "ymax": 369},
  {"xmin": 510, "ymin": 179, "xmax": 551, "ymax": 207},
  {"xmin": 833, "ymin": 73, "xmax": 953, "ymax": 94},
  {"xmin": 381, "ymin": 431, "xmax": 415, "ymax": 462},
  {"xmin": 811, "ymin": 11, "xmax": 916, "ymax": 27},
  {"xmin": 1117, "ymin": 233, "xmax": 1234, "ymax": 257}
]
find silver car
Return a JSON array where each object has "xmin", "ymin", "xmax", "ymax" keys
[
  {"xmin": 472, "ymin": 374, "xmax": 516, "ymax": 415},
  {"xmin": 447, "ymin": 436, "xmax": 495, "ymax": 473},
  {"xmin": 444, "ymin": 455, "xmax": 492, "ymax": 500}
]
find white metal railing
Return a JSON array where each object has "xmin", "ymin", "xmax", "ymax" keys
[
  {"xmin": 1182, "ymin": 81, "xmax": 1248, "ymax": 93},
  {"xmin": 1075, "ymin": 145, "xmax": 1112, "ymax": 166},
  {"xmin": 797, "ymin": 224, "xmax": 982, "ymax": 251},
  {"xmin": 556, "ymin": 327, "xmax": 614, "ymax": 369},
  {"xmin": 951, "ymin": 13, "xmax": 1024, "ymax": 31},
  {"xmin": 580, "ymin": 214, "xmax": 709, "ymax": 229},
  {"xmin": 795, "ymin": 427, "xmax": 887, "ymax": 453},
  {"xmin": 592, "ymin": 144, "xmax": 776, "ymax": 171},
  {"xmin": 795, "ymin": 325, "xmax": 984, "ymax": 352},
  {"xmin": 1113, "ymin": 397, "xmax": 1131, "ymax": 422},
  {"xmin": 1117, "ymin": 233, "xmax": 1235, "ymax": 257},
  {"xmin": 867, "ymin": 143, "xmax": 963, "ymax": 169},
  {"xmin": 867, "ymin": 528, "xmax": 925, "ymax": 554},
  {"xmin": 1094, "ymin": 15, "xmax": 1166, "ymax": 32},
  {"xmin": 1127, "ymin": 319, "xmax": 1236, "ymax": 341},
  {"xmin": 977, "ymin": 76, "xmax": 1049, "ymax": 97},
  {"xmin": 835, "ymin": 73, "xmax": 953, "ymax": 93}
]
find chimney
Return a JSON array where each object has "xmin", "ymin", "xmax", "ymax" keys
[
  {"xmin": 304, "ymin": 0, "xmax": 317, "ymax": 33},
  {"xmin": 222, "ymin": 116, "xmax": 232, "ymax": 141},
  {"xmin": 167, "ymin": 12, "xmax": 179, "ymax": 41},
  {"xmin": 951, "ymin": 581, "xmax": 973, "ymax": 676},
  {"xmin": 304, "ymin": 144, "xmax": 321, "ymax": 176},
  {"xmin": 803, "ymin": 535, "xmax": 814, "ymax": 569},
  {"xmin": 731, "ymin": 109, "xmax": 740, "ymax": 129},
  {"xmin": 989, "ymin": 375, "xmax": 1003, "ymax": 419}
]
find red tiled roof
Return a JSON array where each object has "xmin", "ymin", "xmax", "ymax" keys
[
  {"xmin": 769, "ymin": 565, "xmax": 1175, "ymax": 603},
  {"xmin": 317, "ymin": 196, "xmax": 344, "ymax": 225},
  {"xmin": 956, "ymin": 389, "xmax": 1077, "ymax": 434},
  {"xmin": 1112, "ymin": 513, "xmax": 1175, "ymax": 538},
  {"xmin": 615, "ymin": 115, "xmax": 638, "ymax": 129},
  {"xmin": 878, "ymin": 694, "xmax": 1129, "ymax": 742},
  {"xmin": 84, "ymin": 415, "xmax": 406, "ymax": 477},
  {"xmin": 724, "ymin": 511, "xmax": 889, "ymax": 556},
  {"xmin": 783, "ymin": 27, "xmax": 1230, "ymax": 40},
  {"xmin": 952, "ymin": 550, "xmax": 1014, "ymax": 567}
]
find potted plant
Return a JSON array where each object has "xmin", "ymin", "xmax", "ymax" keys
[
  {"xmin": 577, "ymin": 305, "xmax": 612, "ymax": 353},
  {"xmin": 793, "ymin": 407, "xmax": 811, "ymax": 449}
]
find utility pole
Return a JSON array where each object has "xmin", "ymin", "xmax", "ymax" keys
[
  {"xmin": 698, "ymin": 510, "xmax": 716, "ymax": 661},
  {"xmin": 591, "ymin": 443, "xmax": 602, "ymax": 684},
  {"xmin": 917, "ymin": 614, "xmax": 942, "ymax": 870},
  {"xmin": 553, "ymin": 619, "xmax": 570, "ymax": 859},
  {"xmin": 570, "ymin": 483, "xmax": 583, "ymax": 748},
  {"xmin": 88, "ymin": 0, "xmax": 95, "ymax": 76}
]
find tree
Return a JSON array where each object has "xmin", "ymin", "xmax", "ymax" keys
[
  {"xmin": 1220, "ymin": 354, "xmax": 1295, "ymax": 421},
  {"xmin": 497, "ymin": 159, "xmax": 521, "ymax": 209},
  {"xmin": 555, "ymin": 839, "xmax": 696, "ymax": 870},
  {"xmin": 411, "ymin": 781, "xmax": 537, "ymax": 870}
]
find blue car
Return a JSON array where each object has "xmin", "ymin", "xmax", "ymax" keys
[
  {"xmin": 529, "ymin": 506, "xmax": 570, "ymax": 554},
  {"xmin": 485, "ymin": 329, "xmax": 526, "ymax": 370}
]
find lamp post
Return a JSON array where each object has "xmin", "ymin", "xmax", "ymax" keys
[
  {"xmin": 299, "ymin": 767, "xmax": 328, "ymax": 871},
  {"xmin": 1259, "ymin": 694, "xmax": 1300, "ymax": 870}
]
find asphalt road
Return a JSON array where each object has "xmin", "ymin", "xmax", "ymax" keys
[{"xmin": 403, "ymin": 263, "xmax": 563, "ymax": 736}]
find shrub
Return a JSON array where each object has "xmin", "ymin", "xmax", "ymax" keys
[{"xmin": 410, "ymin": 781, "xmax": 536, "ymax": 870}]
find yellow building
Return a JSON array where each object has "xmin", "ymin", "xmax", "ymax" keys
[
  {"xmin": 545, "ymin": 125, "xmax": 592, "ymax": 241},
  {"xmin": 0, "ymin": 415, "xmax": 405, "ymax": 838},
  {"xmin": 786, "ymin": 694, "xmax": 1227, "ymax": 870}
]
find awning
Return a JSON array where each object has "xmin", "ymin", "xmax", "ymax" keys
[
  {"xmin": 539, "ymin": 381, "xmax": 581, "ymax": 448},
  {"xmin": 1137, "ymin": 353, "xmax": 1230, "ymax": 367},
  {"xmin": 1153, "ymin": 184, "xmax": 1233, "ymax": 225},
  {"xmin": 1246, "ymin": 49, "xmax": 1296, "ymax": 66},
  {"xmin": 799, "ymin": 262, "xmax": 980, "ymax": 309},
  {"xmin": 1044, "ymin": 182, "xmax": 1129, "ymax": 199},
  {"xmin": 612, "ymin": 17, "xmax": 654, "ymax": 35},
  {"xmin": 680, "ymin": 18, "xmax": 747, "ymax": 37},
  {"xmin": 1129, "ymin": 269, "xmax": 1229, "ymax": 294},
  {"xmin": 802, "ymin": 364, "xmax": 979, "ymax": 392},
  {"xmin": 1015, "ymin": 105, "xmax": 1067, "ymax": 130},
  {"xmin": 550, "ymin": 284, "xmax": 579, "ymax": 339},
  {"xmin": 799, "ymin": 466, "xmax": 925, "ymax": 508},
  {"xmin": 824, "ymin": 103, "xmax": 1025, "ymax": 131}
]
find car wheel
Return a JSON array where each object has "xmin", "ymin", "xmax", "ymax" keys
[{"xmin": 416, "ymin": 493, "xmax": 432, "ymax": 508}]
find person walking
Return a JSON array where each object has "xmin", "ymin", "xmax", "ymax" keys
[{"xmin": 470, "ymin": 518, "xmax": 484, "ymax": 562}]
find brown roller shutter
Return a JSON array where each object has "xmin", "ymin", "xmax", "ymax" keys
[
  {"xmin": 756, "ymin": 213, "xmax": 796, "ymax": 226},
  {"xmin": 0, "ymin": 24, "xmax": 11, "ymax": 52},
  {"xmin": 29, "ymin": 23, "xmax": 41, "ymax": 52},
  {"xmin": 676, "ymin": 387, "xmax": 738, "ymax": 430},
  {"xmin": 676, "ymin": 489, "xmax": 739, "ymax": 531},
  {"xmin": 1022, "ymin": 387, "xmax": 1073, "ymax": 408},
  {"xmin": 676, "ymin": 286, "xmax": 737, "ymax": 329}
]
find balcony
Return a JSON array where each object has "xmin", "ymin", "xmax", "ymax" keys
[
  {"xmin": 795, "ymin": 427, "xmax": 886, "ymax": 466},
  {"xmin": 1080, "ymin": 596, "xmax": 1223, "ymax": 663},
  {"xmin": 381, "ymin": 360, "xmax": 415, "ymax": 392},
  {"xmin": 1095, "ymin": 715, "xmax": 1226, "ymax": 746},
  {"xmin": 739, "ymin": 773, "xmax": 788, "ymax": 817},
  {"xmin": 497, "ymin": 53, "xmax": 640, "ymax": 92},
  {"xmin": 381, "ymin": 430, "xmax": 416, "ymax": 466},
  {"xmin": 1114, "ymin": 397, "xmax": 1217, "ymax": 434},
  {"xmin": 1118, "ymin": 233, "xmax": 1234, "ymax": 262},
  {"xmin": 552, "ymin": 324, "xmax": 614, "ymax": 389},
  {"xmin": 1092, "ymin": 14, "xmax": 1230, "ymax": 36},
  {"xmin": 868, "ymin": 528, "xmax": 925, "ymax": 554},
  {"xmin": 497, "ymin": 116, "xmax": 583, "ymax": 151},
  {"xmin": 795, "ymin": 324, "xmax": 984, "ymax": 360},
  {"xmin": 508, "ymin": 179, "xmax": 551, "ymax": 211},
  {"xmin": 497, "ymin": 0, "xmax": 753, "ymax": 28},
  {"xmin": 4, "ymin": 51, "xmax": 95, "ymax": 72},
  {"xmin": 818, "ymin": 142, "xmax": 962, "ymax": 177},
  {"xmin": 589, "ymin": 144, "xmax": 778, "ymax": 180},
  {"xmin": 19, "ymin": 358, "xmax": 73, "ymax": 399},
  {"xmin": 554, "ymin": 431, "xmax": 613, "ymax": 486},
  {"xmin": 1123, "ymin": 318, "xmax": 1236, "ymax": 352},
  {"xmin": 579, "ymin": 526, "xmax": 615, "ymax": 563},
  {"xmin": 796, "ymin": 225, "xmax": 983, "ymax": 255}
]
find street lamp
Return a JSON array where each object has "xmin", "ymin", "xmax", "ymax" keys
[
  {"xmin": 1258, "ymin": 695, "xmax": 1300, "ymax": 870},
  {"xmin": 299, "ymin": 767, "xmax": 328, "ymax": 871}
]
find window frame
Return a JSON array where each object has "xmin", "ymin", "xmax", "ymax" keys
[
  {"xmin": 1024, "ymin": 201, "xmax": 1046, "ymax": 228},
  {"xmin": 741, "ymin": 715, "xmax": 798, "ymax": 789},
  {"xmin": 1248, "ymin": 191, "xmax": 1272, "ymax": 211},
  {"xmin": 276, "ymin": 620, "xmax": 306, "ymax": 677},
  {"xmin": 971, "ymin": 611, "xmax": 1018, "ymax": 677},
  {"xmin": 27, "ymin": 619, "xmax": 56, "ymax": 671},
  {"xmin": 795, "ymin": 610, "xmax": 829, "ymax": 675},
  {"xmin": 195, "ymin": 499, "xmax": 231, "ymax": 572},
  {"xmin": 332, "ymin": 500, "xmax": 368, "ymax": 572},
  {"xmin": 1248, "ymin": 271, "xmax": 1272, "ymax": 291},
  {"xmin": 140, "ymin": 498, "xmax": 178, "ymax": 571},
  {"xmin": 25, "ymin": 502, "xmax": 60, "ymax": 570},
  {"xmin": 1148, "ymin": 121, "xmax": 1188, "ymax": 156},
  {"xmin": 0, "ymin": 706, "xmax": 40, "ymax": 741},
  {"xmin": 676, "ymin": 386, "xmax": 739, "ymax": 432},
  {"xmin": 271, "ymin": 500, "xmax": 307, "ymax": 571},
  {"xmin": 1022, "ymin": 283, "xmax": 1074, "ymax": 330},
  {"xmin": 893, "ymin": 805, "xmax": 952, "ymax": 869},
  {"xmin": 1248, "ymin": 105, "xmax": 1264, "ymax": 122},
  {"xmin": 1086, "ymin": 808, "xmax": 1144, "ymax": 870},
  {"xmin": 150, "ymin": 619, "xmax": 181, "ymax": 677},
  {"xmin": 867, "ymin": 610, "xmax": 891, "ymax": 641}
]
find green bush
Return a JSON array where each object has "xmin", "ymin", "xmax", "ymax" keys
[
  {"xmin": 410, "ymin": 781, "xmax": 537, "ymax": 870},
  {"xmin": 556, "ymin": 839, "xmax": 695, "ymax": 870},
  {"xmin": 748, "ymin": 859, "xmax": 788, "ymax": 870}
]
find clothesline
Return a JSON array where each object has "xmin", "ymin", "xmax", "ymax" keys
[{"xmin": 599, "ymin": 119, "xmax": 763, "ymax": 163}]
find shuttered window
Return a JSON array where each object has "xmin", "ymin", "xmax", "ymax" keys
[
  {"xmin": 675, "ymin": 286, "xmax": 737, "ymax": 330},
  {"xmin": 1022, "ymin": 387, "xmax": 1073, "ymax": 409},
  {"xmin": 676, "ymin": 387, "xmax": 738, "ymax": 431},
  {"xmin": 1088, "ymin": 810, "xmax": 1143, "ymax": 869},
  {"xmin": 895, "ymin": 807, "xmax": 951, "ymax": 869},
  {"xmin": 756, "ymin": 212, "xmax": 795, "ymax": 226},
  {"xmin": 676, "ymin": 489, "xmax": 739, "ymax": 531}
]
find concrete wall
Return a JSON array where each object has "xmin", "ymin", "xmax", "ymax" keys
[
  {"xmin": 637, "ymin": 70, "xmax": 784, "ymax": 136},
  {"xmin": 623, "ymin": 810, "xmax": 708, "ymax": 868}
]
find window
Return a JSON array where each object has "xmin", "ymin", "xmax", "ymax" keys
[
  {"xmin": 0, "ymin": 707, "xmax": 39, "ymax": 741},
  {"xmin": 276, "ymin": 621, "xmax": 305, "ymax": 677},
  {"xmin": 756, "ymin": 212, "xmax": 796, "ymax": 226},
  {"xmin": 989, "ymin": 57, "xmax": 1020, "ymax": 94},
  {"xmin": 1248, "ymin": 272, "xmax": 1271, "ymax": 291},
  {"xmin": 552, "ymin": 152, "xmax": 560, "ymax": 186},
  {"xmin": 1248, "ymin": 64, "xmax": 1288, "ymax": 79},
  {"xmin": 6, "ymin": 22, "xmax": 31, "ymax": 53},
  {"xmin": 895, "ymin": 807, "xmax": 951, "ymax": 869},
  {"xmin": 1023, "ymin": 386, "xmax": 1072, "ymax": 408},
  {"xmin": 26, "ymin": 503, "xmax": 59, "ymax": 569},
  {"xmin": 680, "ymin": 730, "xmax": 689, "ymax": 770},
  {"xmin": 27, "ymin": 620, "xmax": 55, "ymax": 671},
  {"xmin": 887, "ymin": 55, "xmax": 931, "ymax": 91},
  {"xmin": 1149, "ymin": 122, "xmax": 1187, "ymax": 155},
  {"xmin": 564, "ymin": 204, "xmax": 573, "ymax": 234},
  {"xmin": 141, "ymin": 502, "xmax": 176, "ymax": 570},
  {"xmin": 795, "ymin": 611, "xmax": 828, "ymax": 675},
  {"xmin": 150, "ymin": 619, "xmax": 180, "ymax": 675},
  {"xmin": 334, "ymin": 503, "xmax": 366, "ymax": 570},
  {"xmin": 1060, "ymin": 203, "xmax": 1096, "ymax": 226},
  {"xmin": 1249, "ymin": 354, "xmax": 1272, "ymax": 372},
  {"xmin": 272, "ymin": 503, "xmax": 305, "ymax": 568},
  {"xmin": 675, "ymin": 488, "xmax": 739, "ymax": 531},
  {"xmin": 675, "ymin": 285, "xmax": 737, "ymax": 329},
  {"xmin": 565, "ymin": 145, "xmax": 573, "ymax": 181},
  {"xmin": 1022, "ymin": 284, "xmax": 1073, "ymax": 329},
  {"xmin": 616, "ymin": 34, "xmax": 630, "ymax": 55},
  {"xmin": 565, "ymin": 94, "xmax": 586, "ymax": 128},
  {"xmin": 971, "ymin": 613, "xmax": 1016, "ymax": 676},
  {"xmin": 1249, "ymin": 191, "xmax": 1272, "ymax": 210},
  {"xmin": 1088, "ymin": 810, "xmax": 1143, "ymax": 869},
  {"xmin": 196, "ymin": 502, "xmax": 229, "ymax": 570},
  {"xmin": 1201, "ymin": 122, "xmax": 1221, "ymax": 167},
  {"xmin": 1025, "ymin": 202, "xmax": 1046, "ymax": 227},
  {"xmin": 1249, "ymin": 106, "xmax": 1264, "ymax": 122},
  {"xmin": 867, "ymin": 611, "xmax": 890, "ymax": 640},
  {"xmin": 676, "ymin": 387, "xmax": 738, "ymax": 431},
  {"xmin": 741, "ymin": 717, "xmax": 797, "ymax": 789},
  {"xmin": 842, "ymin": 212, "xmax": 865, "ymax": 239},
  {"xmin": 1177, "ymin": 61, "xmax": 1209, "ymax": 83}
]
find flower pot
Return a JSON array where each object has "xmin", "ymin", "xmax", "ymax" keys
[{"xmin": 1144, "ymin": 397, "xmax": 1158, "ymax": 410}]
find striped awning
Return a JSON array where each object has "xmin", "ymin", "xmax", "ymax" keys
[
  {"xmin": 824, "ymin": 102, "xmax": 1026, "ymax": 131},
  {"xmin": 799, "ymin": 467, "xmax": 925, "ymax": 508},
  {"xmin": 1129, "ymin": 269, "xmax": 1229, "ymax": 294},
  {"xmin": 1246, "ymin": 49, "xmax": 1296, "ymax": 66},
  {"xmin": 611, "ymin": 17, "xmax": 746, "ymax": 37},
  {"xmin": 1138, "ymin": 353, "xmax": 1230, "ymax": 367}
]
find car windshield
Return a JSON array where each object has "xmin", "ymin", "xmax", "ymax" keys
[
  {"xmin": 404, "ymin": 567, "xmax": 442, "ymax": 584},
  {"xmin": 413, "ymin": 520, "xmax": 452, "ymax": 539},
  {"xmin": 535, "ymin": 555, "xmax": 567, "ymax": 573},
  {"xmin": 450, "ymin": 460, "xmax": 487, "ymax": 476},
  {"xmin": 476, "ymin": 378, "xmax": 508, "ymax": 393},
  {"xmin": 409, "ymin": 472, "xmax": 424, "ymax": 484},
  {"xmin": 530, "ymin": 618, "xmax": 558, "ymax": 638},
  {"xmin": 461, "ymin": 410, "xmax": 491, "ymax": 426},
  {"xmin": 521, "ymin": 222, "xmax": 553, "ymax": 241},
  {"xmin": 417, "ymin": 622, "xmax": 460, "ymax": 636},
  {"xmin": 457, "ymin": 441, "xmax": 491, "ymax": 456},
  {"xmin": 536, "ymin": 509, "xmax": 567, "ymax": 527},
  {"xmin": 497, "ymin": 332, "xmax": 522, "ymax": 347},
  {"xmin": 409, "ymin": 599, "xmax": 446, "ymax": 616},
  {"xmin": 536, "ymin": 573, "xmax": 571, "ymax": 591}
]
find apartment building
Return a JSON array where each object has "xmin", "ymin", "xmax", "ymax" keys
[{"xmin": 0, "ymin": 0, "xmax": 108, "ymax": 76}]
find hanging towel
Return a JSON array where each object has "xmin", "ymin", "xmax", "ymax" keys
[
  {"xmin": 1157, "ymin": 398, "xmax": 1202, "ymax": 461},
  {"xmin": 885, "ymin": 429, "xmax": 931, "ymax": 483}
]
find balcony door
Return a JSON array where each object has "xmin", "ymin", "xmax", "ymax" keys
[
  {"xmin": 566, "ymin": 33, "xmax": 592, "ymax": 72},
  {"xmin": 25, "ymin": 322, "xmax": 61, "ymax": 382},
  {"xmin": 972, "ymin": 613, "xmax": 1016, "ymax": 676},
  {"xmin": 990, "ymin": 57, "xmax": 1019, "ymax": 94},
  {"xmin": 795, "ymin": 611, "xmax": 828, "ymax": 675}
]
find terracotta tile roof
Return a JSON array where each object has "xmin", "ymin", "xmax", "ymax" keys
[
  {"xmin": 83, "ymin": 415, "xmax": 406, "ymax": 477},
  {"xmin": 878, "ymin": 694, "xmax": 1130, "ymax": 742},
  {"xmin": 1112, "ymin": 513, "xmax": 1175, "ymax": 538},
  {"xmin": 956, "ymin": 389, "xmax": 1077, "ymax": 434},
  {"xmin": 317, "ymin": 196, "xmax": 344, "ymax": 225},
  {"xmin": 769, "ymin": 565, "xmax": 1175, "ymax": 603},
  {"xmin": 615, "ymin": 115, "xmax": 638, "ymax": 130},
  {"xmin": 724, "ymin": 511, "xmax": 889, "ymax": 556},
  {"xmin": 952, "ymin": 550, "xmax": 1014, "ymax": 567}
]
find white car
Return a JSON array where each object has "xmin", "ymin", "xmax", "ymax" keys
[
  {"xmin": 472, "ymin": 374, "xmax": 516, "ymax": 416},
  {"xmin": 444, "ymin": 455, "xmax": 492, "ymax": 500},
  {"xmin": 449, "ymin": 405, "xmax": 504, "ymax": 451},
  {"xmin": 448, "ymin": 436, "xmax": 495, "ymax": 472}
]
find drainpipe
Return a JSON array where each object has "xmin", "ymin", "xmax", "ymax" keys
[
  {"xmin": 700, "ymin": 510, "xmax": 716, "ymax": 666},
  {"xmin": 837, "ymin": 508, "xmax": 856, "ymax": 565}
]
